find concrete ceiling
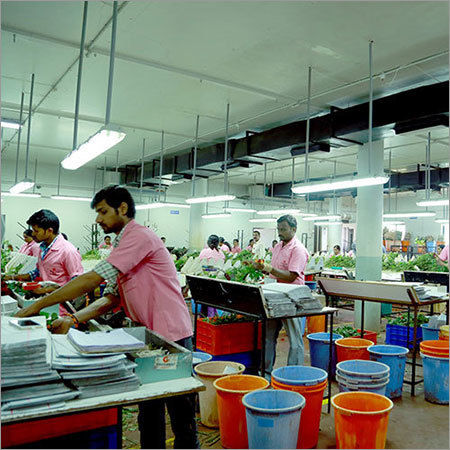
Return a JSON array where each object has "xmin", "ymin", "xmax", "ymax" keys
[{"xmin": 1, "ymin": 1, "xmax": 449, "ymax": 189}]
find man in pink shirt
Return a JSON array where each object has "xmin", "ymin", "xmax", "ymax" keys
[
  {"xmin": 17, "ymin": 186, "xmax": 198, "ymax": 449},
  {"xmin": 231, "ymin": 238, "xmax": 242, "ymax": 254},
  {"xmin": 253, "ymin": 215, "xmax": 309, "ymax": 379},
  {"xmin": 18, "ymin": 229, "xmax": 40, "ymax": 257},
  {"xmin": 199, "ymin": 235, "xmax": 225, "ymax": 261},
  {"xmin": 434, "ymin": 244, "xmax": 449, "ymax": 268}
]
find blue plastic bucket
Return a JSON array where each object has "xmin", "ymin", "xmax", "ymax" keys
[
  {"xmin": 271, "ymin": 366, "xmax": 328, "ymax": 386},
  {"xmin": 305, "ymin": 281, "xmax": 317, "ymax": 290},
  {"xmin": 336, "ymin": 374, "xmax": 388, "ymax": 396},
  {"xmin": 243, "ymin": 389, "xmax": 305, "ymax": 449},
  {"xmin": 421, "ymin": 323, "xmax": 440, "ymax": 341},
  {"xmin": 192, "ymin": 351, "xmax": 213, "ymax": 366},
  {"xmin": 336, "ymin": 359, "xmax": 390, "ymax": 381},
  {"xmin": 420, "ymin": 352, "xmax": 449, "ymax": 404},
  {"xmin": 368, "ymin": 345, "xmax": 408, "ymax": 398},
  {"xmin": 307, "ymin": 332, "xmax": 343, "ymax": 377}
]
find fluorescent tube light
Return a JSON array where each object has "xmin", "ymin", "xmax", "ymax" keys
[
  {"xmin": 185, "ymin": 194, "xmax": 235, "ymax": 204},
  {"xmin": 9, "ymin": 178, "xmax": 35, "ymax": 194},
  {"xmin": 303, "ymin": 215, "xmax": 341, "ymax": 221},
  {"xmin": 2, "ymin": 192, "xmax": 41, "ymax": 198},
  {"xmin": 51, "ymin": 195, "xmax": 92, "ymax": 202},
  {"xmin": 292, "ymin": 212, "xmax": 317, "ymax": 217},
  {"xmin": 416, "ymin": 199, "xmax": 449, "ymax": 207},
  {"xmin": 61, "ymin": 126, "xmax": 126, "ymax": 170},
  {"xmin": 1, "ymin": 120, "xmax": 21, "ymax": 129},
  {"xmin": 201, "ymin": 213, "xmax": 232, "ymax": 219},
  {"xmin": 136, "ymin": 202, "xmax": 191, "ymax": 210},
  {"xmin": 383, "ymin": 221, "xmax": 405, "ymax": 225},
  {"xmin": 249, "ymin": 218, "xmax": 277, "ymax": 223},
  {"xmin": 435, "ymin": 219, "xmax": 449, "ymax": 224},
  {"xmin": 313, "ymin": 221, "xmax": 342, "ymax": 226},
  {"xmin": 292, "ymin": 175, "xmax": 389, "ymax": 194},
  {"xmin": 257, "ymin": 208, "xmax": 300, "ymax": 215},
  {"xmin": 224, "ymin": 207, "xmax": 257, "ymax": 213},
  {"xmin": 383, "ymin": 212, "xmax": 436, "ymax": 218}
]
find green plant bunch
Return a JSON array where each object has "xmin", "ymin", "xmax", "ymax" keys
[
  {"xmin": 387, "ymin": 313, "xmax": 428, "ymax": 327},
  {"xmin": 232, "ymin": 249, "xmax": 254, "ymax": 262},
  {"xmin": 202, "ymin": 313, "xmax": 252, "ymax": 325},
  {"xmin": 334, "ymin": 325, "xmax": 361, "ymax": 338},
  {"xmin": 1, "ymin": 248, "xmax": 12, "ymax": 272},
  {"xmin": 414, "ymin": 253, "xmax": 448, "ymax": 272},
  {"xmin": 223, "ymin": 265, "xmax": 264, "ymax": 283},
  {"xmin": 39, "ymin": 311, "xmax": 59, "ymax": 328},
  {"xmin": 324, "ymin": 255, "xmax": 356, "ymax": 268},
  {"xmin": 82, "ymin": 249, "xmax": 102, "ymax": 260}
]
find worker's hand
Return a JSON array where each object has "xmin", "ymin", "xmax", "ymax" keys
[
  {"xmin": 2, "ymin": 274, "xmax": 14, "ymax": 281},
  {"xmin": 252, "ymin": 260, "xmax": 265, "ymax": 271},
  {"xmin": 15, "ymin": 303, "xmax": 41, "ymax": 318},
  {"xmin": 50, "ymin": 317, "xmax": 73, "ymax": 334},
  {"xmin": 432, "ymin": 252, "xmax": 439, "ymax": 260},
  {"xmin": 32, "ymin": 286, "xmax": 57, "ymax": 296}
]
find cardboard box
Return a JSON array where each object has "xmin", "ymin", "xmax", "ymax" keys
[{"xmin": 125, "ymin": 327, "xmax": 193, "ymax": 384}]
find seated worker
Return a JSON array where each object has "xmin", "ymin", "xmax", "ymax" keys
[
  {"xmin": 434, "ymin": 244, "xmax": 449, "ymax": 268},
  {"xmin": 16, "ymin": 186, "xmax": 199, "ymax": 449},
  {"xmin": 332, "ymin": 244, "xmax": 341, "ymax": 256},
  {"xmin": 269, "ymin": 239, "xmax": 278, "ymax": 253},
  {"xmin": 18, "ymin": 229, "xmax": 40, "ymax": 257},
  {"xmin": 199, "ymin": 235, "xmax": 225, "ymax": 261},
  {"xmin": 231, "ymin": 239, "xmax": 242, "ymax": 254},
  {"xmin": 219, "ymin": 237, "xmax": 231, "ymax": 252},
  {"xmin": 246, "ymin": 239, "xmax": 254, "ymax": 251},
  {"xmin": 98, "ymin": 235, "xmax": 113, "ymax": 249}
]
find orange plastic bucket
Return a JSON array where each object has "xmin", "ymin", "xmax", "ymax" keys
[
  {"xmin": 439, "ymin": 325, "xmax": 449, "ymax": 341},
  {"xmin": 307, "ymin": 315, "xmax": 326, "ymax": 334},
  {"xmin": 331, "ymin": 391, "xmax": 393, "ymax": 449},
  {"xmin": 335, "ymin": 338, "xmax": 374, "ymax": 362},
  {"xmin": 420, "ymin": 340, "xmax": 449, "ymax": 357},
  {"xmin": 271, "ymin": 378, "xmax": 327, "ymax": 448},
  {"xmin": 213, "ymin": 375, "xmax": 269, "ymax": 449}
]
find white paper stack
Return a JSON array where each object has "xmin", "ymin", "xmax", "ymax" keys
[{"xmin": 1, "ymin": 295, "xmax": 18, "ymax": 316}]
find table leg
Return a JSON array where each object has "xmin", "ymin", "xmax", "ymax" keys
[
  {"xmin": 193, "ymin": 305, "xmax": 198, "ymax": 350},
  {"xmin": 327, "ymin": 312, "xmax": 334, "ymax": 414},
  {"xmin": 446, "ymin": 300, "xmax": 449, "ymax": 325},
  {"xmin": 411, "ymin": 307, "xmax": 418, "ymax": 397},
  {"xmin": 360, "ymin": 301, "xmax": 365, "ymax": 337},
  {"xmin": 253, "ymin": 319, "xmax": 259, "ymax": 375},
  {"xmin": 261, "ymin": 318, "xmax": 266, "ymax": 378},
  {"xmin": 117, "ymin": 406, "xmax": 123, "ymax": 449}
]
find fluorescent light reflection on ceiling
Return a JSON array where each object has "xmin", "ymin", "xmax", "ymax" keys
[{"xmin": 292, "ymin": 175, "xmax": 389, "ymax": 194}]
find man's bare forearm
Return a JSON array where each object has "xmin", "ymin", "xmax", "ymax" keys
[
  {"xmin": 75, "ymin": 294, "xmax": 120, "ymax": 323},
  {"xmin": 270, "ymin": 267, "xmax": 298, "ymax": 283}
]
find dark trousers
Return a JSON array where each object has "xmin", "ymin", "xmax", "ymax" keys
[{"xmin": 137, "ymin": 336, "xmax": 199, "ymax": 449}]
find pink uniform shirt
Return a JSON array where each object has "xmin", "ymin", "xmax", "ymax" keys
[
  {"xmin": 220, "ymin": 244, "xmax": 230, "ymax": 253},
  {"xmin": 19, "ymin": 240, "xmax": 40, "ymax": 257},
  {"xmin": 199, "ymin": 247, "xmax": 225, "ymax": 261},
  {"xmin": 439, "ymin": 244, "xmax": 449, "ymax": 262},
  {"xmin": 107, "ymin": 220, "xmax": 192, "ymax": 342},
  {"xmin": 37, "ymin": 234, "xmax": 83, "ymax": 285},
  {"xmin": 98, "ymin": 242, "xmax": 112, "ymax": 249},
  {"xmin": 270, "ymin": 236, "xmax": 309, "ymax": 285},
  {"xmin": 231, "ymin": 246, "xmax": 242, "ymax": 254}
]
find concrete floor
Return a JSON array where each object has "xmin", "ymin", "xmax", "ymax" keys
[{"xmin": 122, "ymin": 306, "xmax": 449, "ymax": 449}]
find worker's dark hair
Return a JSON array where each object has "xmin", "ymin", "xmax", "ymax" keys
[
  {"xmin": 105, "ymin": 235, "xmax": 111, "ymax": 241},
  {"xmin": 249, "ymin": 239, "xmax": 254, "ymax": 244},
  {"xmin": 207, "ymin": 234, "xmax": 220, "ymax": 250},
  {"xmin": 272, "ymin": 239, "xmax": 278, "ymax": 245},
  {"xmin": 219, "ymin": 236, "xmax": 225, "ymax": 244},
  {"xmin": 253, "ymin": 230, "xmax": 260, "ymax": 236},
  {"xmin": 334, "ymin": 244, "xmax": 341, "ymax": 251},
  {"xmin": 23, "ymin": 229, "xmax": 33, "ymax": 237},
  {"xmin": 223, "ymin": 241, "xmax": 232, "ymax": 251},
  {"xmin": 27, "ymin": 209, "xmax": 60, "ymax": 234},
  {"xmin": 233, "ymin": 238, "xmax": 239, "ymax": 244},
  {"xmin": 61, "ymin": 233, "xmax": 68, "ymax": 240},
  {"xmin": 277, "ymin": 214, "xmax": 297, "ymax": 228},
  {"xmin": 91, "ymin": 185, "xmax": 136, "ymax": 218}
]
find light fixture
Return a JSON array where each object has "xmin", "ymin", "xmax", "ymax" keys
[
  {"xmin": 9, "ymin": 178, "xmax": 35, "ymax": 194},
  {"xmin": 435, "ymin": 219, "xmax": 449, "ymax": 224},
  {"xmin": 2, "ymin": 192, "xmax": 41, "ymax": 198},
  {"xmin": 383, "ymin": 212, "xmax": 436, "ymax": 218},
  {"xmin": 136, "ymin": 202, "xmax": 190, "ymax": 210},
  {"xmin": 249, "ymin": 218, "xmax": 277, "ymax": 223},
  {"xmin": 51, "ymin": 195, "xmax": 92, "ymax": 202},
  {"xmin": 61, "ymin": 126, "xmax": 126, "ymax": 170},
  {"xmin": 416, "ymin": 199, "xmax": 449, "ymax": 207},
  {"xmin": 202, "ymin": 213, "xmax": 232, "ymax": 219},
  {"xmin": 383, "ymin": 221, "xmax": 405, "ymax": 225},
  {"xmin": 257, "ymin": 208, "xmax": 301, "ymax": 216},
  {"xmin": 225, "ymin": 207, "xmax": 257, "ymax": 213},
  {"xmin": 1, "ymin": 120, "xmax": 21, "ymax": 129},
  {"xmin": 292, "ymin": 175, "xmax": 389, "ymax": 194},
  {"xmin": 185, "ymin": 194, "xmax": 236, "ymax": 204},
  {"xmin": 303, "ymin": 214, "xmax": 340, "ymax": 221},
  {"xmin": 313, "ymin": 221, "xmax": 342, "ymax": 226}
]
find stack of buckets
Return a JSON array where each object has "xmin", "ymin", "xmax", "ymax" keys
[
  {"xmin": 271, "ymin": 366, "xmax": 328, "ymax": 449},
  {"xmin": 335, "ymin": 360, "xmax": 390, "ymax": 396},
  {"xmin": 439, "ymin": 325, "xmax": 449, "ymax": 341},
  {"xmin": 419, "ymin": 340, "xmax": 449, "ymax": 404}
]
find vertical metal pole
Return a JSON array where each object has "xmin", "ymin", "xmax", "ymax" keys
[
  {"xmin": 14, "ymin": 92, "xmax": 25, "ymax": 184},
  {"xmin": 191, "ymin": 115, "xmax": 200, "ymax": 197},
  {"xmin": 102, "ymin": 157, "xmax": 106, "ymax": 187},
  {"xmin": 57, "ymin": 163, "xmax": 62, "ymax": 196},
  {"xmin": 426, "ymin": 132, "xmax": 431, "ymax": 200},
  {"xmin": 304, "ymin": 66, "xmax": 312, "ymax": 183},
  {"xmin": 115, "ymin": 150, "xmax": 119, "ymax": 173},
  {"xmin": 291, "ymin": 157, "xmax": 295, "ymax": 205},
  {"xmin": 33, "ymin": 158, "xmax": 38, "ymax": 194},
  {"xmin": 368, "ymin": 40, "xmax": 374, "ymax": 175},
  {"xmin": 73, "ymin": 1, "xmax": 88, "ymax": 150},
  {"xmin": 25, "ymin": 73, "xmax": 35, "ymax": 179},
  {"xmin": 93, "ymin": 166, "xmax": 97, "ymax": 195},
  {"xmin": 263, "ymin": 163, "xmax": 267, "ymax": 209},
  {"xmin": 140, "ymin": 138, "xmax": 145, "ymax": 201},
  {"xmin": 105, "ymin": 1, "xmax": 118, "ymax": 125},
  {"xmin": 158, "ymin": 131, "xmax": 164, "ymax": 202},
  {"xmin": 224, "ymin": 103, "xmax": 230, "ymax": 195},
  {"xmin": 388, "ymin": 150, "xmax": 392, "ymax": 212}
]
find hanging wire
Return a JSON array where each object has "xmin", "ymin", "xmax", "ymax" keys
[
  {"xmin": 24, "ymin": 74, "xmax": 35, "ymax": 179},
  {"xmin": 304, "ymin": 66, "xmax": 312, "ymax": 184},
  {"xmin": 388, "ymin": 150, "xmax": 392, "ymax": 212},
  {"xmin": 14, "ymin": 92, "xmax": 25, "ymax": 184},
  {"xmin": 368, "ymin": 40, "xmax": 374, "ymax": 175},
  {"xmin": 33, "ymin": 158, "xmax": 38, "ymax": 194},
  {"xmin": 140, "ymin": 138, "xmax": 145, "ymax": 202},
  {"xmin": 191, "ymin": 115, "xmax": 200, "ymax": 197},
  {"xmin": 158, "ymin": 131, "xmax": 164, "ymax": 202}
]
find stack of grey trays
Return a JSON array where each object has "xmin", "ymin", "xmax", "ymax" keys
[
  {"xmin": 262, "ymin": 284, "xmax": 323, "ymax": 318},
  {"xmin": 51, "ymin": 334, "xmax": 141, "ymax": 399}
]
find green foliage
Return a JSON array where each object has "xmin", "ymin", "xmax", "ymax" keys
[
  {"xmin": 334, "ymin": 325, "xmax": 361, "ymax": 338},
  {"xmin": 232, "ymin": 249, "xmax": 253, "ymax": 262},
  {"xmin": 82, "ymin": 249, "xmax": 101, "ymax": 260},
  {"xmin": 387, "ymin": 313, "xmax": 429, "ymax": 327},
  {"xmin": 39, "ymin": 311, "xmax": 59, "ymax": 327},
  {"xmin": 324, "ymin": 255, "xmax": 356, "ymax": 268},
  {"xmin": 413, "ymin": 253, "xmax": 448, "ymax": 272},
  {"xmin": 202, "ymin": 313, "xmax": 252, "ymax": 325},
  {"xmin": 223, "ymin": 264, "xmax": 264, "ymax": 283},
  {"xmin": 1, "ymin": 249, "xmax": 13, "ymax": 272}
]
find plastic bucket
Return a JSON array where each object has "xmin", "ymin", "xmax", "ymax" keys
[
  {"xmin": 271, "ymin": 366, "xmax": 327, "ymax": 449},
  {"xmin": 336, "ymin": 359, "xmax": 389, "ymax": 381},
  {"xmin": 307, "ymin": 332, "xmax": 343, "ymax": 377},
  {"xmin": 192, "ymin": 351, "xmax": 212, "ymax": 366},
  {"xmin": 194, "ymin": 361, "xmax": 245, "ymax": 428},
  {"xmin": 420, "ymin": 352, "xmax": 449, "ymax": 404},
  {"xmin": 368, "ymin": 345, "xmax": 408, "ymax": 398},
  {"xmin": 421, "ymin": 323, "xmax": 440, "ymax": 341},
  {"xmin": 306, "ymin": 315, "xmax": 325, "ymax": 334},
  {"xmin": 420, "ymin": 340, "xmax": 449, "ymax": 357},
  {"xmin": 335, "ymin": 338, "xmax": 373, "ymax": 362},
  {"xmin": 243, "ymin": 389, "xmax": 305, "ymax": 449},
  {"xmin": 213, "ymin": 374, "xmax": 269, "ymax": 448},
  {"xmin": 331, "ymin": 392, "xmax": 393, "ymax": 449},
  {"xmin": 440, "ymin": 325, "xmax": 449, "ymax": 341},
  {"xmin": 336, "ymin": 374, "xmax": 388, "ymax": 396},
  {"xmin": 305, "ymin": 281, "xmax": 317, "ymax": 290}
]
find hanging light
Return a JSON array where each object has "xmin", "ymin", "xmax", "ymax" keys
[
  {"xmin": 383, "ymin": 212, "xmax": 436, "ymax": 218},
  {"xmin": 51, "ymin": 195, "xmax": 92, "ymax": 202},
  {"xmin": 303, "ymin": 214, "xmax": 340, "ymax": 221},
  {"xmin": 186, "ymin": 194, "xmax": 235, "ymax": 204},
  {"xmin": 202, "ymin": 213, "xmax": 232, "ymax": 219},
  {"xmin": 225, "ymin": 207, "xmax": 257, "ymax": 213},
  {"xmin": 249, "ymin": 218, "xmax": 277, "ymax": 223},
  {"xmin": 257, "ymin": 208, "xmax": 301, "ymax": 215},
  {"xmin": 1, "ymin": 120, "xmax": 21, "ymax": 129},
  {"xmin": 2, "ymin": 192, "xmax": 41, "ymax": 198},
  {"xmin": 417, "ymin": 199, "xmax": 449, "ymax": 207},
  {"xmin": 383, "ymin": 221, "xmax": 405, "ymax": 225},
  {"xmin": 435, "ymin": 219, "xmax": 448, "ymax": 224},
  {"xmin": 136, "ymin": 202, "xmax": 190, "ymax": 210},
  {"xmin": 313, "ymin": 221, "xmax": 342, "ymax": 226}
]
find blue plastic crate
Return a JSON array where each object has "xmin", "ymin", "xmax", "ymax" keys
[
  {"xmin": 385, "ymin": 323, "xmax": 422, "ymax": 350},
  {"xmin": 211, "ymin": 351, "xmax": 261, "ymax": 374}
]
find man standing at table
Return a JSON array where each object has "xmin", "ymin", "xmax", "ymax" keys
[
  {"xmin": 252, "ymin": 215, "xmax": 309, "ymax": 380},
  {"xmin": 16, "ymin": 186, "xmax": 198, "ymax": 449}
]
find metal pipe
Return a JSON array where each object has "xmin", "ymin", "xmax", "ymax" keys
[
  {"xmin": 304, "ymin": 66, "xmax": 312, "ymax": 183},
  {"xmin": 191, "ymin": 115, "xmax": 199, "ymax": 197},
  {"xmin": 224, "ymin": 103, "xmax": 230, "ymax": 195},
  {"xmin": 14, "ymin": 92, "xmax": 24, "ymax": 183},
  {"xmin": 93, "ymin": 166, "xmax": 97, "ymax": 195},
  {"xmin": 73, "ymin": 1, "xmax": 88, "ymax": 150},
  {"xmin": 368, "ymin": 40, "xmax": 374, "ymax": 174},
  {"xmin": 115, "ymin": 150, "xmax": 119, "ymax": 173},
  {"xmin": 103, "ymin": 156, "xmax": 106, "ymax": 187},
  {"xmin": 263, "ymin": 163, "xmax": 267, "ymax": 208},
  {"xmin": 140, "ymin": 138, "xmax": 145, "ymax": 201},
  {"xmin": 388, "ymin": 150, "xmax": 392, "ymax": 212},
  {"xmin": 24, "ymin": 73, "xmax": 35, "ymax": 179},
  {"xmin": 291, "ymin": 157, "xmax": 295, "ymax": 205},
  {"xmin": 57, "ymin": 163, "xmax": 61, "ymax": 195},
  {"xmin": 426, "ymin": 132, "xmax": 431, "ymax": 200},
  {"xmin": 33, "ymin": 158, "xmax": 38, "ymax": 194},
  {"xmin": 158, "ymin": 131, "xmax": 164, "ymax": 201},
  {"xmin": 105, "ymin": 1, "xmax": 118, "ymax": 125}
]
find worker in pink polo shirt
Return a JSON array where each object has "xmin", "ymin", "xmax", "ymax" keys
[
  {"xmin": 231, "ymin": 238, "xmax": 242, "ymax": 254},
  {"xmin": 252, "ymin": 214, "xmax": 309, "ymax": 380},
  {"xmin": 17, "ymin": 186, "xmax": 198, "ymax": 449},
  {"xmin": 18, "ymin": 229, "xmax": 40, "ymax": 257},
  {"xmin": 199, "ymin": 234, "xmax": 225, "ymax": 261},
  {"xmin": 434, "ymin": 244, "xmax": 449, "ymax": 268}
]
